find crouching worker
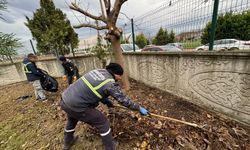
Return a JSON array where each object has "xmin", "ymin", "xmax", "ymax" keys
[
  {"xmin": 59, "ymin": 55, "xmax": 80, "ymax": 85},
  {"xmin": 60, "ymin": 63, "xmax": 149, "ymax": 150},
  {"xmin": 23, "ymin": 53, "xmax": 47, "ymax": 101}
]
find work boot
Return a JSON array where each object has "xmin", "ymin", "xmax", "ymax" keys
[
  {"xmin": 63, "ymin": 135, "xmax": 78, "ymax": 150},
  {"xmin": 101, "ymin": 131, "xmax": 115, "ymax": 150}
]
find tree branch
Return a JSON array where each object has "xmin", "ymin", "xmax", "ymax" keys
[
  {"xmin": 73, "ymin": 23, "xmax": 108, "ymax": 30},
  {"xmin": 111, "ymin": 0, "xmax": 128, "ymax": 24},
  {"xmin": 103, "ymin": 0, "xmax": 111, "ymax": 12},
  {"xmin": 70, "ymin": 3, "xmax": 107, "ymax": 23}
]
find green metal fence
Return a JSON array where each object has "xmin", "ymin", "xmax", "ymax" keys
[{"xmin": 124, "ymin": 0, "xmax": 250, "ymax": 51}]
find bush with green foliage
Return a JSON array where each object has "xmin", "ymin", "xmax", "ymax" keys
[
  {"xmin": 201, "ymin": 11, "xmax": 250, "ymax": 44},
  {"xmin": 25, "ymin": 0, "xmax": 79, "ymax": 56},
  {"xmin": 135, "ymin": 33, "xmax": 148, "ymax": 48},
  {"xmin": 0, "ymin": 33, "xmax": 22, "ymax": 62},
  {"xmin": 152, "ymin": 27, "xmax": 175, "ymax": 45},
  {"xmin": 92, "ymin": 35, "xmax": 111, "ymax": 68}
]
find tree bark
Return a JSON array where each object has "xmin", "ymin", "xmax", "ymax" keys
[
  {"xmin": 8, "ymin": 55, "xmax": 14, "ymax": 64},
  {"xmin": 69, "ymin": 0, "xmax": 130, "ymax": 90},
  {"xmin": 110, "ymin": 37, "xmax": 130, "ymax": 91}
]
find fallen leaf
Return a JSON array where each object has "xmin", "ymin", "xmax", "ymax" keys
[
  {"xmin": 140, "ymin": 141, "xmax": 148, "ymax": 148},
  {"xmin": 207, "ymin": 114, "xmax": 212, "ymax": 118},
  {"xmin": 232, "ymin": 127, "xmax": 247, "ymax": 137}
]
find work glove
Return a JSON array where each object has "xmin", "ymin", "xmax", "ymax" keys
[
  {"xmin": 62, "ymin": 75, "xmax": 67, "ymax": 81},
  {"xmin": 139, "ymin": 106, "xmax": 149, "ymax": 116},
  {"xmin": 105, "ymin": 100, "xmax": 114, "ymax": 108},
  {"xmin": 73, "ymin": 76, "xmax": 77, "ymax": 82}
]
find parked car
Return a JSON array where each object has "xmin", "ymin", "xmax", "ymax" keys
[
  {"xmin": 120, "ymin": 44, "xmax": 141, "ymax": 52},
  {"xmin": 167, "ymin": 43, "xmax": 183, "ymax": 49},
  {"xmin": 142, "ymin": 45, "xmax": 182, "ymax": 52},
  {"xmin": 195, "ymin": 39, "xmax": 250, "ymax": 51}
]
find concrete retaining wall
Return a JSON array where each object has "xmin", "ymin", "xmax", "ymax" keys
[
  {"xmin": 124, "ymin": 52, "xmax": 250, "ymax": 125},
  {"xmin": 0, "ymin": 55, "xmax": 101, "ymax": 86},
  {"xmin": 1, "ymin": 52, "xmax": 250, "ymax": 124}
]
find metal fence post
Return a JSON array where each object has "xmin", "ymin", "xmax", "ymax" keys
[
  {"xmin": 131, "ymin": 18, "xmax": 136, "ymax": 52},
  {"xmin": 29, "ymin": 39, "xmax": 36, "ymax": 55},
  {"xmin": 209, "ymin": 0, "xmax": 219, "ymax": 51}
]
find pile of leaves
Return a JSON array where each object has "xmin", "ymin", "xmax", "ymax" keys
[
  {"xmin": 0, "ymin": 79, "xmax": 249, "ymax": 150},
  {"xmin": 99, "ymin": 80, "xmax": 250, "ymax": 150}
]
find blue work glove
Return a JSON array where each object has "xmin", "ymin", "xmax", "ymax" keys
[{"xmin": 139, "ymin": 106, "xmax": 149, "ymax": 115}]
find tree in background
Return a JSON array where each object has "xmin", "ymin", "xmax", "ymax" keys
[
  {"xmin": 0, "ymin": 33, "xmax": 22, "ymax": 62},
  {"xmin": 152, "ymin": 27, "xmax": 175, "ymax": 45},
  {"xmin": 0, "ymin": 0, "xmax": 22, "ymax": 62},
  {"xmin": 136, "ymin": 33, "xmax": 148, "ymax": 48},
  {"xmin": 152, "ymin": 27, "xmax": 176, "ymax": 45},
  {"xmin": 168, "ymin": 30, "xmax": 175, "ymax": 43},
  {"xmin": 92, "ymin": 34, "xmax": 111, "ymax": 68},
  {"xmin": 25, "ymin": 0, "xmax": 79, "ymax": 56},
  {"xmin": 69, "ymin": 0, "xmax": 131, "ymax": 90},
  {"xmin": 0, "ymin": 0, "xmax": 6, "ymax": 20},
  {"xmin": 201, "ymin": 11, "xmax": 250, "ymax": 44},
  {"xmin": 120, "ymin": 34, "xmax": 131, "ymax": 44},
  {"xmin": 152, "ymin": 27, "xmax": 169, "ymax": 45}
]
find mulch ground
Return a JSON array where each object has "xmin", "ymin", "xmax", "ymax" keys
[{"xmin": 0, "ymin": 79, "xmax": 249, "ymax": 150}]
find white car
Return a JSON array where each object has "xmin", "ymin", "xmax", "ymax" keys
[
  {"xmin": 120, "ymin": 44, "xmax": 141, "ymax": 52},
  {"xmin": 166, "ymin": 43, "xmax": 183, "ymax": 49},
  {"xmin": 195, "ymin": 39, "xmax": 250, "ymax": 51}
]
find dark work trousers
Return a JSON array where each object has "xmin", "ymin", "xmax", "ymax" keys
[
  {"xmin": 60, "ymin": 100, "xmax": 115, "ymax": 150},
  {"xmin": 67, "ymin": 69, "xmax": 80, "ymax": 85}
]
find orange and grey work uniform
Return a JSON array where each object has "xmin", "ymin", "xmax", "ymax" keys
[{"xmin": 61, "ymin": 69, "xmax": 140, "ymax": 150}]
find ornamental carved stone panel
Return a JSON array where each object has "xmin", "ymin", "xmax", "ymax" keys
[{"xmin": 189, "ymin": 71, "xmax": 250, "ymax": 115}]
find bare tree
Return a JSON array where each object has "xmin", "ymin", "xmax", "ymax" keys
[
  {"xmin": 69, "ymin": 0, "xmax": 130, "ymax": 90},
  {"xmin": 0, "ymin": 0, "xmax": 7, "ymax": 20}
]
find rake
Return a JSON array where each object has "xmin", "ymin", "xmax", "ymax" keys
[{"xmin": 114, "ymin": 104, "xmax": 207, "ymax": 129}]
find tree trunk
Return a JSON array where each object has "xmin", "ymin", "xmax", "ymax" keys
[
  {"xmin": 8, "ymin": 55, "xmax": 14, "ymax": 64},
  {"xmin": 111, "ymin": 38, "xmax": 130, "ymax": 91},
  {"xmin": 71, "ymin": 46, "xmax": 75, "ymax": 57}
]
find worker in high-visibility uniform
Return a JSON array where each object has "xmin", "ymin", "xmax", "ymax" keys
[
  {"xmin": 60, "ymin": 63, "xmax": 149, "ymax": 150},
  {"xmin": 23, "ymin": 53, "xmax": 47, "ymax": 101},
  {"xmin": 59, "ymin": 55, "xmax": 80, "ymax": 85}
]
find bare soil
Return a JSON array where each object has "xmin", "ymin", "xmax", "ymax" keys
[{"xmin": 0, "ymin": 79, "xmax": 249, "ymax": 150}]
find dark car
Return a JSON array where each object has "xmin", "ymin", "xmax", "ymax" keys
[{"xmin": 142, "ymin": 45, "xmax": 182, "ymax": 52}]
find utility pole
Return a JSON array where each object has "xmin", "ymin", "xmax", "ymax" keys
[
  {"xmin": 209, "ymin": 0, "xmax": 219, "ymax": 51},
  {"xmin": 131, "ymin": 18, "xmax": 135, "ymax": 52},
  {"xmin": 29, "ymin": 39, "xmax": 36, "ymax": 54}
]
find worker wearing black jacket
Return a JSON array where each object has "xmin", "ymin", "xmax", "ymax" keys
[
  {"xmin": 23, "ymin": 53, "xmax": 47, "ymax": 101},
  {"xmin": 59, "ymin": 56, "xmax": 80, "ymax": 85},
  {"xmin": 60, "ymin": 63, "xmax": 149, "ymax": 150}
]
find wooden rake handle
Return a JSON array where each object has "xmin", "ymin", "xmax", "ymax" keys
[
  {"xmin": 149, "ymin": 113, "xmax": 198, "ymax": 128},
  {"xmin": 114, "ymin": 104, "xmax": 199, "ymax": 128}
]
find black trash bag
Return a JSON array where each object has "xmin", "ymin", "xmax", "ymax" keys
[{"xmin": 39, "ymin": 69, "xmax": 58, "ymax": 92}]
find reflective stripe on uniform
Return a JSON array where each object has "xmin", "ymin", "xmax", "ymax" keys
[
  {"xmin": 24, "ymin": 62, "xmax": 32, "ymax": 73},
  {"xmin": 64, "ymin": 128, "xmax": 75, "ymax": 133},
  {"xmin": 94, "ymin": 79, "xmax": 115, "ymax": 90},
  {"xmin": 100, "ymin": 128, "xmax": 111, "ymax": 136},
  {"xmin": 81, "ymin": 76, "xmax": 115, "ymax": 99}
]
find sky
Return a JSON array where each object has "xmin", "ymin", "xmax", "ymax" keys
[
  {"xmin": 0, "ymin": 0, "xmax": 166, "ymax": 54},
  {"xmin": 1, "ymin": 0, "xmax": 249, "ymax": 54}
]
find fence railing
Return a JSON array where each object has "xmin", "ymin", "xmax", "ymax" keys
[{"xmin": 124, "ymin": 0, "xmax": 250, "ymax": 51}]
